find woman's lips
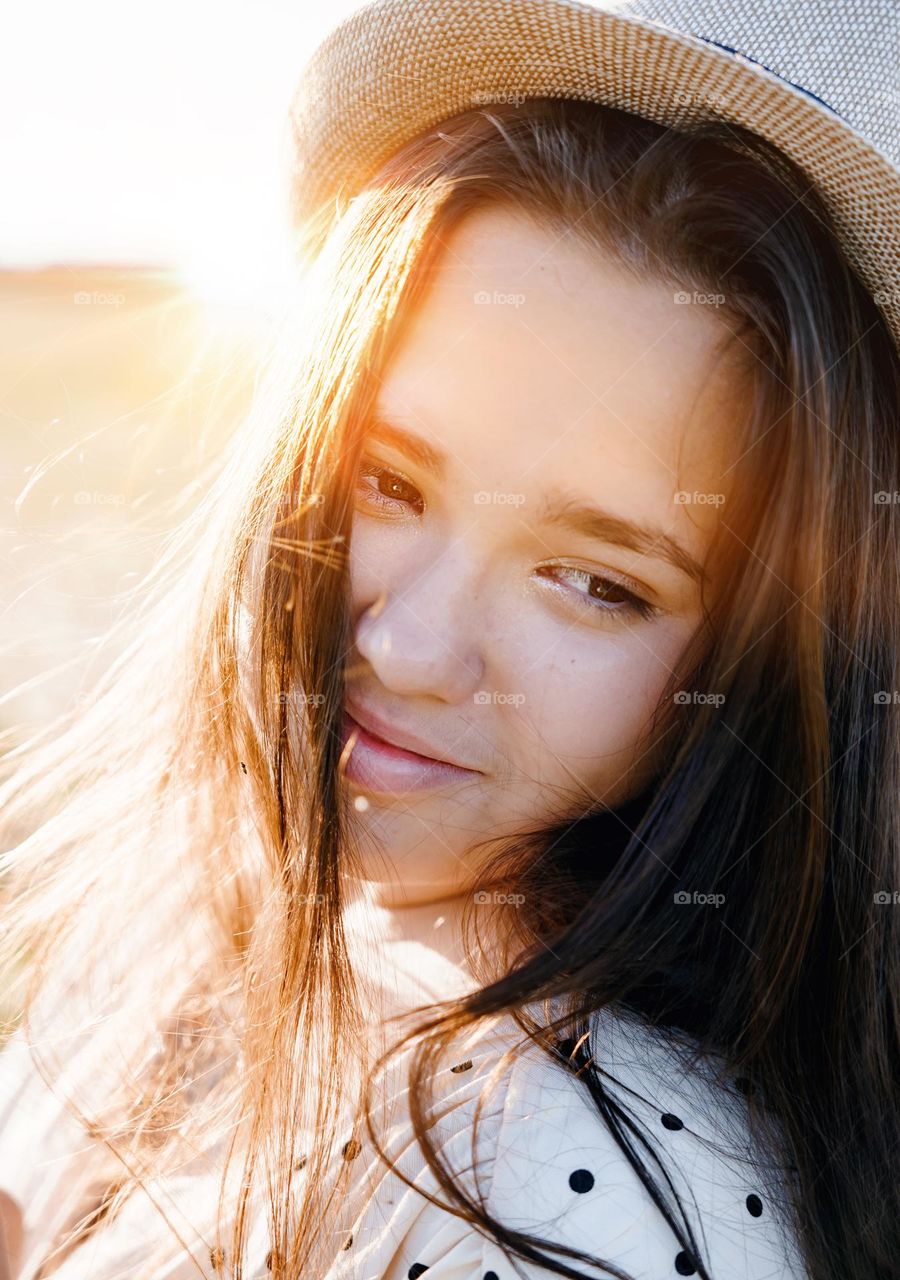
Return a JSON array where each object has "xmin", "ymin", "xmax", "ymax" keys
[{"xmin": 340, "ymin": 710, "xmax": 479, "ymax": 794}]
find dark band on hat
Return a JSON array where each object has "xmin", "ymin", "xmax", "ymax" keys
[{"xmin": 692, "ymin": 35, "xmax": 844, "ymax": 121}]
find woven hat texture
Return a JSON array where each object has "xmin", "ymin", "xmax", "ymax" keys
[{"xmin": 288, "ymin": 0, "xmax": 900, "ymax": 349}]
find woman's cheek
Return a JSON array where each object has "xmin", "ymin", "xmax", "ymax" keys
[
  {"xmin": 348, "ymin": 519, "xmax": 390, "ymax": 600},
  {"xmin": 524, "ymin": 624, "xmax": 686, "ymax": 791}
]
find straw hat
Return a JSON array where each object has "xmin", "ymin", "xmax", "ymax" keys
[{"xmin": 287, "ymin": 0, "xmax": 900, "ymax": 351}]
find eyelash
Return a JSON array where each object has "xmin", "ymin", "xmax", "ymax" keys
[
  {"xmin": 534, "ymin": 565, "xmax": 658, "ymax": 621},
  {"xmin": 356, "ymin": 460, "xmax": 425, "ymax": 516},
  {"xmin": 354, "ymin": 458, "xmax": 658, "ymax": 622}
]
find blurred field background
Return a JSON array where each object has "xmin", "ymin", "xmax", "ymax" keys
[
  {"xmin": 0, "ymin": 269, "xmax": 268, "ymax": 1029},
  {"xmin": 0, "ymin": 266, "xmax": 261, "ymax": 727},
  {"xmin": 0, "ymin": 0, "xmax": 365, "ymax": 1028}
]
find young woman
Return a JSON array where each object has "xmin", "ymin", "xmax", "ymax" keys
[{"xmin": 1, "ymin": 2, "xmax": 898, "ymax": 1279}]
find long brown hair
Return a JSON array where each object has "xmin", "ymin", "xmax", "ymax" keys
[{"xmin": 1, "ymin": 97, "xmax": 898, "ymax": 1280}]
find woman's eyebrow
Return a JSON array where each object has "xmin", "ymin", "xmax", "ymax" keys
[
  {"xmin": 366, "ymin": 414, "xmax": 446, "ymax": 477},
  {"xmin": 366, "ymin": 414, "xmax": 707, "ymax": 586},
  {"xmin": 537, "ymin": 492, "xmax": 708, "ymax": 586}
]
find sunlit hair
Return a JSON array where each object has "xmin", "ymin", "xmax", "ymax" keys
[{"xmin": 1, "ymin": 98, "xmax": 899, "ymax": 1280}]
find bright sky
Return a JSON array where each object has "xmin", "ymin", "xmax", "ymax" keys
[{"xmin": 1, "ymin": 0, "xmax": 362, "ymax": 296}]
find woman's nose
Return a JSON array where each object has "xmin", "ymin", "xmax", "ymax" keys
[{"xmin": 353, "ymin": 558, "xmax": 486, "ymax": 702}]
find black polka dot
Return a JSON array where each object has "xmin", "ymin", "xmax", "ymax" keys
[
  {"xmin": 675, "ymin": 1249, "xmax": 697, "ymax": 1275},
  {"xmin": 484, "ymin": 1273, "xmax": 500, "ymax": 1280},
  {"xmin": 661, "ymin": 1112, "xmax": 684, "ymax": 1131},
  {"xmin": 568, "ymin": 1168, "xmax": 595, "ymax": 1193},
  {"xmin": 450, "ymin": 1059, "xmax": 473, "ymax": 1073},
  {"xmin": 408, "ymin": 1265, "xmax": 429, "ymax": 1280},
  {"xmin": 342, "ymin": 1137, "xmax": 361, "ymax": 1160},
  {"xmin": 746, "ymin": 1193, "xmax": 764, "ymax": 1217}
]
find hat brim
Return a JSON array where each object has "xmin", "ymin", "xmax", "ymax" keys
[{"xmin": 289, "ymin": 0, "xmax": 900, "ymax": 351}]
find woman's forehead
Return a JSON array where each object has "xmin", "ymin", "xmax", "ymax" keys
[{"xmin": 375, "ymin": 204, "xmax": 743, "ymax": 518}]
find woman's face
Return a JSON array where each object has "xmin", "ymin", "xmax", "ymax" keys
[{"xmin": 341, "ymin": 204, "xmax": 745, "ymax": 907}]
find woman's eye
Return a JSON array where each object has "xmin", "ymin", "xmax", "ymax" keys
[
  {"xmin": 535, "ymin": 564, "xmax": 658, "ymax": 622},
  {"xmin": 355, "ymin": 460, "xmax": 424, "ymax": 516},
  {"xmin": 354, "ymin": 468, "xmax": 656, "ymax": 624}
]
